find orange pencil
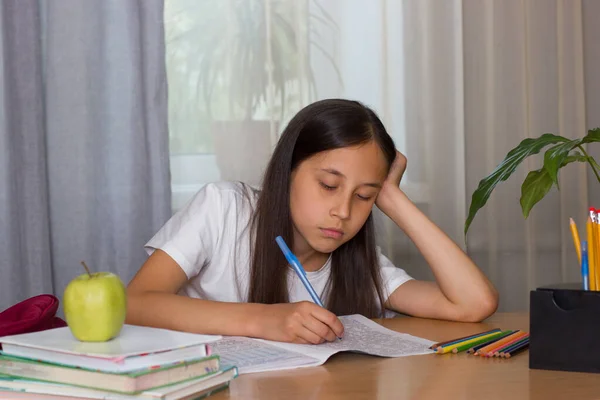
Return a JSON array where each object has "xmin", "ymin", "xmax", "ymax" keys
[
  {"xmin": 492, "ymin": 333, "xmax": 530, "ymax": 357},
  {"xmin": 587, "ymin": 215, "xmax": 595, "ymax": 291},
  {"xmin": 482, "ymin": 331, "xmax": 528, "ymax": 357},
  {"xmin": 591, "ymin": 209, "xmax": 599, "ymax": 290},
  {"xmin": 594, "ymin": 209, "xmax": 600, "ymax": 290},
  {"xmin": 475, "ymin": 331, "xmax": 524, "ymax": 356}
]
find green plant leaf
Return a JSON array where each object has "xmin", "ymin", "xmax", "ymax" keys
[
  {"xmin": 544, "ymin": 141, "xmax": 582, "ymax": 187},
  {"xmin": 543, "ymin": 128, "xmax": 600, "ymax": 186},
  {"xmin": 521, "ymin": 150, "xmax": 589, "ymax": 217},
  {"xmin": 519, "ymin": 169, "xmax": 554, "ymax": 218},
  {"xmin": 465, "ymin": 133, "xmax": 569, "ymax": 236},
  {"xmin": 543, "ymin": 129, "xmax": 598, "ymax": 183},
  {"xmin": 582, "ymin": 127, "xmax": 600, "ymax": 142}
]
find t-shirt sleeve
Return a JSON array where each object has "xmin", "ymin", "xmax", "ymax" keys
[
  {"xmin": 377, "ymin": 246, "xmax": 414, "ymax": 302},
  {"xmin": 144, "ymin": 183, "xmax": 225, "ymax": 279}
]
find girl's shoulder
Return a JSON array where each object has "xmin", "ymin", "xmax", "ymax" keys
[
  {"xmin": 183, "ymin": 181, "xmax": 259, "ymax": 218},
  {"xmin": 201, "ymin": 180, "xmax": 258, "ymax": 199}
]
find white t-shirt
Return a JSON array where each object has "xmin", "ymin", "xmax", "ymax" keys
[{"xmin": 145, "ymin": 181, "xmax": 413, "ymax": 309}]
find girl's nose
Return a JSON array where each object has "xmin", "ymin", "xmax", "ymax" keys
[{"xmin": 330, "ymin": 194, "xmax": 351, "ymax": 220}]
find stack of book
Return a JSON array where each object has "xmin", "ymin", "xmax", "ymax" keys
[{"xmin": 0, "ymin": 324, "xmax": 237, "ymax": 399}]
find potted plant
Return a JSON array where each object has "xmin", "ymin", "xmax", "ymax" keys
[
  {"xmin": 464, "ymin": 128, "xmax": 600, "ymax": 237},
  {"xmin": 166, "ymin": 0, "xmax": 341, "ymax": 186}
]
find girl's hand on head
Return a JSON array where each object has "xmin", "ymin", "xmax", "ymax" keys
[
  {"xmin": 376, "ymin": 150, "xmax": 407, "ymax": 211},
  {"xmin": 383, "ymin": 150, "xmax": 407, "ymax": 188},
  {"xmin": 256, "ymin": 302, "xmax": 344, "ymax": 344}
]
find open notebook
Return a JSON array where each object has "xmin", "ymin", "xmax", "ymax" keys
[{"xmin": 210, "ymin": 314, "xmax": 435, "ymax": 374}]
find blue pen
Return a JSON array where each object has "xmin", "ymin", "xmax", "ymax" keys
[
  {"xmin": 275, "ymin": 236, "xmax": 342, "ymax": 340},
  {"xmin": 582, "ymin": 240, "xmax": 589, "ymax": 291},
  {"xmin": 276, "ymin": 236, "xmax": 324, "ymax": 306}
]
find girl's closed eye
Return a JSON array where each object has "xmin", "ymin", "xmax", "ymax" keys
[{"xmin": 319, "ymin": 181, "xmax": 337, "ymax": 191}]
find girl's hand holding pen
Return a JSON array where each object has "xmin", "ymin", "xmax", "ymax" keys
[{"xmin": 252, "ymin": 302, "xmax": 344, "ymax": 344}]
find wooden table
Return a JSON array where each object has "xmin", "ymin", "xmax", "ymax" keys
[{"xmin": 211, "ymin": 313, "xmax": 600, "ymax": 400}]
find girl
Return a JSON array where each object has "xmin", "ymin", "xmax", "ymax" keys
[{"xmin": 126, "ymin": 99, "xmax": 498, "ymax": 344}]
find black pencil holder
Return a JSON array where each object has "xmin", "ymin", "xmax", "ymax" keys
[{"xmin": 529, "ymin": 283, "xmax": 600, "ymax": 373}]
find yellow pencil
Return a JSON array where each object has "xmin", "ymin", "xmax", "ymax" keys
[
  {"xmin": 591, "ymin": 210, "xmax": 598, "ymax": 291},
  {"xmin": 590, "ymin": 210, "xmax": 600, "ymax": 290},
  {"xmin": 570, "ymin": 217, "xmax": 581, "ymax": 266},
  {"xmin": 587, "ymin": 215, "xmax": 596, "ymax": 291},
  {"xmin": 591, "ymin": 209, "xmax": 599, "ymax": 291},
  {"xmin": 436, "ymin": 330, "xmax": 508, "ymax": 354}
]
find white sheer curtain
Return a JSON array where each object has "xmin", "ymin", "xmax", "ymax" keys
[{"xmin": 164, "ymin": 0, "xmax": 600, "ymax": 312}]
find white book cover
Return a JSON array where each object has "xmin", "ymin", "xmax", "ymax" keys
[{"xmin": 0, "ymin": 325, "xmax": 221, "ymax": 373}]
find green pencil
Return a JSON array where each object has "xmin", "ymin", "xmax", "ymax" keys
[{"xmin": 451, "ymin": 330, "xmax": 513, "ymax": 354}]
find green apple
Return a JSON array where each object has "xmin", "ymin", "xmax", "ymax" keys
[{"xmin": 63, "ymin": 271, "xmax": 127, "ymax": 342}]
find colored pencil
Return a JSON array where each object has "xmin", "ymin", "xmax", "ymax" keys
[
  {"xmin": 430, "ymin": 328, "xmax": 500, "ymax": 350},
  {"xmin": 429, "ymin": 328, "xmax": 501, "ymax": 350},
  {"xmin": 592, "ymin": 209, "xmax": 599, "ymax": 290},
  {"xmin": 582, "ymin": 241, "xmax": 590, "ymax": 291},
  {"xmin": 475, "ymin": 330, "xmax": 524, "ymax": 356},
  {"xmin": 594, "ymin": 209, "xmax": 600, "ymax": 290},
  {"xmin": 587, "ymin": 215, "xmax": 595, "ymax": 290},
  {"xmin": 451, "ymin": 331, "xmax": 510, "ymax": 354},
  {"xmin": 503, "ymin": 340, "xmax": 530, "ymax": 358},
  {"xmin": 496, "ymin": 336, "xmax": 529, "ymax": 356},
  {"xmin": 494, "ymin": 334, "xmax": 529, "ymax": 357},
  {"xmin": 570, "ymin": 217, "xmax": 582, "ymax": 266},
  {"xmin": 481, "ymin": 331, "xmax": 528, "ymax": 357},
  {"xmin": 499, "ymin": 337, "xmax": 530, "ymax": 357},
  {"xmin": 467, "ymin": 330, "xmax": 515, "ymax": 354},
  {"xmin": 436, "ymin": 330, "xmax": 509, "ymax": 354}
]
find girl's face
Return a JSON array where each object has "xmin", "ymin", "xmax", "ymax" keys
[{"xmin": 289, "ymin": 140, "xmax": 389, "ymax": 256}]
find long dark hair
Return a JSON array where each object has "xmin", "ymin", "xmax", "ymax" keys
[{"xmin": 248, "ymin": 99, "xmax": 397, "ymax": 318}]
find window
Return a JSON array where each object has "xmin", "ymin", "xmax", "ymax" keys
[{"xmin": 165, "ymin": 0, "xmax": 426, "ymax": 212}]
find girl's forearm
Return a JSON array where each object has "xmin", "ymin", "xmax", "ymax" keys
[
  {"xmin": 379, "ymin": 187, "xmax": 498, "ymax": 309},
  {"xmin": 125, "ymin": 292, "xmax": 266, "ymax": 337}
]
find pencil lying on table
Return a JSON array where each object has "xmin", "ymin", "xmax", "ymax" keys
[
  {"xmin": 502, "ymin": 339, "xmax": 530, "ymax": 358},
  {"xmin": 498, "ymin": 337, "xmax": 530, "ymax": 357},
  {"xmin": 467, "ymin": 330, "xmax": 515, "ymax": 354},
  {"xmin": 475, "ymin": 331, "xmax": 525, "ymax": 356},
  {"xmin": 486, "ymin": 332, "xmax": 529, "ymax": 357},
  {"xmin": 436, "ymin": 330, "xmax": 509, "ymax": 354},
  {"xmin": 429, "ymin": 328, "xmax": 501, "ymax": 350},
  {"xmin": 431, "ymin": 328, "xmax": 530, "ymax": 358},
  {"xmin": 451, "ymin": 331, "xmax": 511, "ymax": 354}
]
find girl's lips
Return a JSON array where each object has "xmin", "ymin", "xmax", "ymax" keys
[{"xmin": 321, "ymin": 228, "xmax": 344, "ymax": 239}]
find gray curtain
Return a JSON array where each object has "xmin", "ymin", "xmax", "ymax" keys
[{"xmin": 0, "ymin": 0, "xmax": 171, "ymax": 311}]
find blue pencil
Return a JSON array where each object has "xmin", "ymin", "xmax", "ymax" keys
[
  {"xmin": 498, "ymin": 336, "xmax": 530, "ymax": 356},
  {"xmin": 582, "ymin": 240, "xmax": 589, "ymax": 290},
  {"xmin": 503, "ymin": 339, "xmax": 530, "ymax": 358}
]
